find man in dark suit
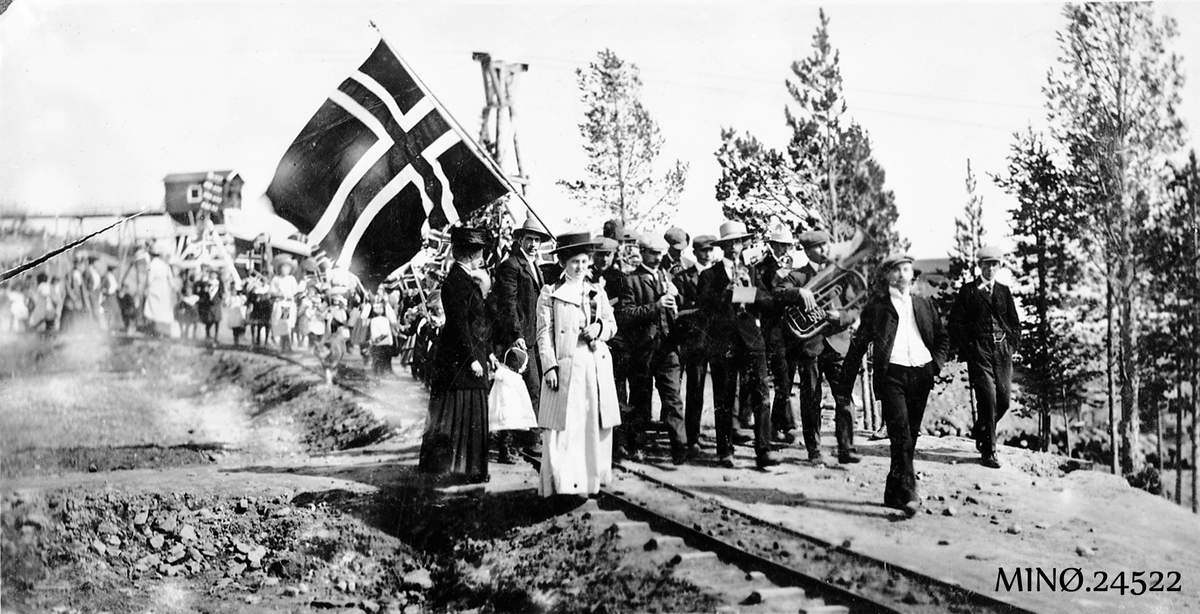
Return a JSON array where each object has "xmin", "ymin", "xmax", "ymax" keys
[
  {"xmin": 834, "ymin": 252, "xmax": 948, "ymax": 517},
  {"xmin": 756, "ymin": 227, "xmax": 799, "ymax": 447},
  {"xmin": 672, "ymin": 234, "xmax": 716, "ymax": 455},
  {"xmin": 948, "ymin": 245, "xmax": 1020, "ymax": 469},
  {"xmin": 698, "ymin": 221, "xmax": 779, "ymax": 469},
  {"xmin": 493, "ymin": 213, "xmax": 551, "ymax": 458},
  {"xmin": 618, "ymin": 235, "xmax": 686, "ymax": 463},
  {"xmin": 776, "ymin": 230, "xmax": 861, "ymax": 464},
  {"xmin": 661, "ymin": 227, "xmax": 694, "ymax": 274}
]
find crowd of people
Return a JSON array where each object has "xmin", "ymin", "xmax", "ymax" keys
[{"xmin": 412, "ymin": 214, "xmax": 1021, "ymax": 518}]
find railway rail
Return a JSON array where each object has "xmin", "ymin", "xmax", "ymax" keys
[{"xmin": 122, "ymin": 335, "xmax": 1033, "ymax": 613}]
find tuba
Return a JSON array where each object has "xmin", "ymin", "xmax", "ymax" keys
[{"xmin": 783, "ymin": 229, "xmax": 877, "ymax": 343}]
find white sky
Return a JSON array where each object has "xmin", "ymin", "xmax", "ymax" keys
[{"xmin": 2, "ymin": 0, "xmax": 1199, "ymax": 259}]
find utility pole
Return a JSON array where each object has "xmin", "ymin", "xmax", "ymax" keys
[{"xmin": 474, "ymin": 52, "xmax": 529, "ymax": 227}]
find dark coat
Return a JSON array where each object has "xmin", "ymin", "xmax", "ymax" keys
[
  {"xmin": 671, "ymin": 261, "xmax": 705, "ymax": 354},
  {"xmin": 431, "ymin": 264, "xmax": 491, "ymax": 391},
  {"xmin": 696, "ymin": 259, "xmax": 774, "ymax": 354},
  {"xmin": 616, "ymin": 264, "xmax": 675, "ymax": 350},
  {"xmin": 947, "ymin": 279, "xmax": 1021, "ymax": 359},
  {"xmin": 835, "ymin": 290, "xmax": 949, "ymax": 398},
  {"xmin": 493, "ymin": 249, "xmax": 543, "ymax": 348},
  {"xmin": 756, "ymin": 253, "xmax": 787, "ymax": 348}
]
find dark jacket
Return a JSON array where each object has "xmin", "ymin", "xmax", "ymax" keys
[
  {"xmin": 671, "ymin": 261, "xmax": 705, "ymax": 355},
  {"xmin": 696, "ymin": 259, "xmax": 774, "ymax": 354},
  {"xmin": 947, "ymin": 279, "xmax": 1021, "ymax": 359},
  {"xmin": 834, "ymin": 289, "xmax": 949, "ymax": 398},
  {"xmin": 616, "ymin": 264, "xmax": 675, "ymax": 350},
  {"xmin": 431, "ymin": 264, "xmax": 491, "ymax": 391},
  {"xmin": 756, "ymin": 253, "xmax": 787, "ymax": 348},
  {"xmin": 493, "ymin": 249, "xmax": 543, "ymax": 348},
  {"xmin": 598, "ymin": 266, "xmax": 627, "ymax": 353}
]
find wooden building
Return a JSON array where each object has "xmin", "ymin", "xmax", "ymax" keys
[{"xmin": 163, "ymin": 170, "xmax": 243, "ymax": 226}]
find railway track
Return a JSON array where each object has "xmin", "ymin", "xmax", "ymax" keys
[{"xmin": 125, "ymin": 336, "xmax": 1032, "ymax": 613}]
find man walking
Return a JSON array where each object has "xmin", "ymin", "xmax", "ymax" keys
[
  {"xmin": 672, "ymin": 234, "xmax": 716, "ymax": 456},
  {"xmin": 698, "ymin": 221, "xmax": 779, "ymax": 470},
  {"xmin": 948, "ymin": 246, "xmax": 1020, "ymax": 469},
  {"xmin": 834, "ymin": 252, "xmax": 948, "ymax": 516},
  {"xmin": 618, "ymin": 235, "xmax": 686, "ymax": 463}
]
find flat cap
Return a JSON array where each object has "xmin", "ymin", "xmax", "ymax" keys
[
  {"xmin": 976, "ymin": 245, "xmax": 1004, "ymax": 263},
  {"xmin": 879, "ymin": 252, "xmax": 915, "ymax": 271},
  {"xmin": 664, "ymin": 227, "xmax": 690, "ymax": 249},
  {"xmin": 592, "ymin": 237, "xmax": 619, "ymax": 253},
  {"xmin": 798, "ymin": 230, "xmax": 831, "ymax": 248},
  {"xmin": 692, "ymin": 234, "xmax": 717, "ymax": 251},
  {"xmin": 639, "ymin": 234, "xmax": 669, "ymax": 252}
]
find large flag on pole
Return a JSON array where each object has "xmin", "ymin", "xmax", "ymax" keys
[{"xmin": 266, "ymin": 40, "xmax": 510, "ymax": 288}]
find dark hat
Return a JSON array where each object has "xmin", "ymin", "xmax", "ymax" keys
[
  {"xmin": 712, "ymin": 221, "xmax": 752, "ymax": 244},
  {"xmin": 450, "ymin": 226, "xmax": 489, "ymax": 247},
  {"xmin": 550, "ymin": 231, "xmax": 596, "ymax": 257},
  {"xmin": 798, "ymin": 230, "xmax": 831, "ymax": 248},
  {"xmin": 512, "ymin": 213, "xmax": 551, "ymax": 240},
  {"xmin": 879, "ymin": 252, "xmax": 915, "ymax": 271},
  {"xmin": 602, "ymin": 219, "xmax": 623, "ymax": 240},
  {"xmin": 592, "ymin": 237, "xmax": 619, "ymax": 253},
  {"xmin": 664, "ymin": 227, "xmax": 690, "ymax": 249},
  {"xmin": 976, "ymin": 245, "xmax": 1004, "ymax": 263},
  {"xmin": 692, "ymin": 235, "xmax": 717, "ymax": 251}
]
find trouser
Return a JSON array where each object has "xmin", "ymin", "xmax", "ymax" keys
[
  {"xmin": 611, "ymin": 343, "xmax": 630, "ymax": 451},
  {"xmin": 711, "ymin": 345, "xmax": 771, "ymax": 459},
  {"xmin": 517, "ymin": 339, "xmax": 542, "ymax": 449},
  {"xmin": 768, "ymin": 342, "xmax": 799, "ymax": 435},
  {"xmin": 681, "ymin": 348, "xmax": 709, "ymax": 446},
  {"xmin": 797, "ymin": 345, "xmax": 854, "ymax": 455},
  {"xmin": 877, "ymin": 362, "xmax": 935, "ymax": 508},
  {"xmin": 626, "ymin": 341, "xmax": 686, "ymax": 453},
  {"xmin": 968, "ymin": 337, "xmax": 1014, "ymax": 457}
]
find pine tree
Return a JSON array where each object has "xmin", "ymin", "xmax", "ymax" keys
[
  {"xmin": 1045, "ymin": 3, "xmax": 1187, "ymax": 473},
  {"xmin": 558, "ymin": 49, "xmax": 688, "ymax": 231},
  {"xmin": 948, "ymin": 160, "xmax": 987, "ymax": 287}
]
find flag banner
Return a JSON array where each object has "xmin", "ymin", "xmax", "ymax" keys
[{"xmin": 266, "ymin": 40, "xmax": 510, "ymax": 288}]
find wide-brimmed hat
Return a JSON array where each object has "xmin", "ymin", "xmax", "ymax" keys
[
  {"xmin": 879, "ymin": 252, "xmax": 915, "ymax": 271},
  {"xmin": 512, "ymin": 213, "xmax": 552, "ymax": 240},
  {"xmin": 976, "ymin": 245, "xmax": 1004, "ymax": 263},
  {"xmin": 712, "ymin": 221, "xmax": 752, "ymax": 244},
  {"xmin": 798, "ymin": 230, "xmax": 831, "ymax": 248},
  {"xmin": 550, "ymin": 231, "xmax": 596, "ymax": 257},
  {"xmin": 664, "ymin": 227, "xmax": 690, "ymax": 249},
  {"xmin": 273, "ymin": 253, "xmax": 298, "ymax": 271},
  {"xmin": 768, "ymin": 227, "xmax": 796, "ymax": 245},
  {"xmin": 450, "ymin": 226, "xmax": 490, "ymax": 247}
]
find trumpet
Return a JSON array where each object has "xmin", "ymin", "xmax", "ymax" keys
[{"xmin": 782, "ymin": 229, "xmax": 876, "ymax": 343}]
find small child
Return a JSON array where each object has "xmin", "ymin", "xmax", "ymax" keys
[
  {"xmin": 225, "ymin": 282, "xmax": 248, "ymax": 346},
  {"xmin": 367, "ymin": 299, "xmax": 395, "ymax": 376},
  {"xmin": 490, "ymin": 346, "xmax": 537, "ymax": 464}
]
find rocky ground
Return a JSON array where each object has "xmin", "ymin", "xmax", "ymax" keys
[{"xmin": 2, "ymin": 333, "xmax": 1199, "ymax": 613}]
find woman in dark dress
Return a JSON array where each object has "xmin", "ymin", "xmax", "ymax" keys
[{"xmin": 418, "ymin": 227, "xmax": 495, "ymax": 483}]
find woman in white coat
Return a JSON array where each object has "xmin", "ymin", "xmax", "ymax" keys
[{"xmin": 536, "ymin": 232, "xmax": 621, "ymax": 497}]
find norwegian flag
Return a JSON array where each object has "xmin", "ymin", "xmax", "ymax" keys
[{"xmin": 266, "ymin": 40, "xmax": 509, "ymax": 288}]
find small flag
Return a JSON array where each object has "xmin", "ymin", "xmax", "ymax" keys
[{"xmin": 266, "ymin": 39, "xmax": 510, "ymax": 288}]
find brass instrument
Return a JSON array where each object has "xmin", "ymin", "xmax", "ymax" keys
[{"xmin": 783, "ymin": 229, "xmax": 876, "ymax": 343}]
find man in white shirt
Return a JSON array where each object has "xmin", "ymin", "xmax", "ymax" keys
[{"xmin": 834, "ymin": 252, "xmax": 948, "ymax": 517}]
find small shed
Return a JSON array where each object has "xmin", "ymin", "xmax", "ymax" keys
[{"xmin": 163, "ymin": 170, "xmax": 243, "ymax": 226}]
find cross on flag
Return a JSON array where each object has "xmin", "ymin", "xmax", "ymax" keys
[{"xmin": 266, "ymin": 40, "xmax": 510, "ymax": 288}]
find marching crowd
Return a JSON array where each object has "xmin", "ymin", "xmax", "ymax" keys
[{"xmin": 415, "ymin": 215, "xmax": 1021, "ymax": 518}]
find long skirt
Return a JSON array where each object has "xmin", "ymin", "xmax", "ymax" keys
[
  {"xmin": 539, "ymin": 346, "xmax": 614, "ymax": 497},
  {"xmin": 419, "ymin": 388, "xmax": 489, "ymax": 482}
]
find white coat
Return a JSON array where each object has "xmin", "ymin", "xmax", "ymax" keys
[{"xmin": 535, "ymin": 280, "xmax": 621, "ymax": 432}]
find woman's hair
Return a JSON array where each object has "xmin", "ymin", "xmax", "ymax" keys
[
  {"xmin": 452, "ymin": 244, "xmax": 483, "ymax": 261},
  {"xmin": 556, "ymin": 246, "xmax": 593, "ymax": 263}
]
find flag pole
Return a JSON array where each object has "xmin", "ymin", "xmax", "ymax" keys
[{"xmin": 369, "ymin": 21, "xmax": 554, "ymax": 237}]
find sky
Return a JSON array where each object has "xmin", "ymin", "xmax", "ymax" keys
[{"xmin": 2, "ymin": 0, "xmax": 1199, "ymax": 260}]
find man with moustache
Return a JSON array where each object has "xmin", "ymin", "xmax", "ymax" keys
[
  {"xmin": 756, "ymin": 227, "xmax": 800, "ymax": 447},
  {"xmin": 494, "ymin": 213, "xmax": 553, "ymax": 459},
  {"xmin": 697, "ymin": 221, "xmax": 779, "ymax": 470},
  {"xmin": 948, "ymin": 246, "xmax": 1020, "ymax": 469},
  {"xmin": 618, "ymin": 235, "xmax": 686, "ymax": 464},
  {"xmin": 672, "ymin": 234, "xmax": 717, "ymax": 456},
  {"xmin": 834, "ymin": 253, "xmax": 948, "ymax": 517}
]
